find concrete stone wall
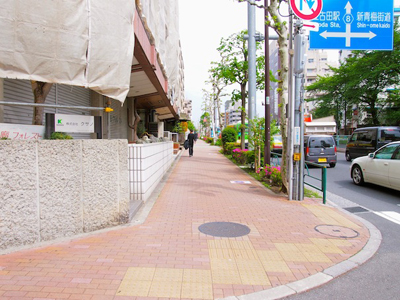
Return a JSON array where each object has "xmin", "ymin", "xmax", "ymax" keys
[{"xmin": 0, "ymin": 139, "xmax": 129, "ymax": 251}]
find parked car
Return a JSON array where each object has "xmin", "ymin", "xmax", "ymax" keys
[
  {"xmin": 272, "ymin": 135, "xmax": 282, "ymax": 154},
  {"xmin": 350, "ymin": 141, "xmax": 400, "ymax": 191},
  {"xmin": 345, "ymin": 126, "xmax": 400, "ymax": 161},
  {"xmin": 304, "ymin": 135, "xmax": 337, "ymax": 168}
]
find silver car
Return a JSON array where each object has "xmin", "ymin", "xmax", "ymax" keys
[{"xmin": 350, "ymin": 141, "xmax": 400, "ymax": 191}]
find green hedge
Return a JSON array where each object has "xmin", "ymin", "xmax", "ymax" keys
[{"xmin": 224, "ymin": 142, "xmax": 241, "ymax": 155}]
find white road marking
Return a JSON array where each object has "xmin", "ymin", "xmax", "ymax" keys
[{"xmin": 374, "ymin": 211, "xmax": 400, "ymax": 226}]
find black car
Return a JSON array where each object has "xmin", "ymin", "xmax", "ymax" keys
[{"xmin": 345, "ymin": 126, "xmax": 400, "ymax": 161}]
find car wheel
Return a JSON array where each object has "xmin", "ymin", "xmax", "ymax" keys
[
  {"xmin": 329, "ymin": 163, "xmax": 336, "ymax": 168},
  {"xmin": 345, "ymin": 151, "xmax": 352, "ymax": 161},
  {"xmin": 352, "ymin": 165, "xmax": 364, "ymax": 186}
]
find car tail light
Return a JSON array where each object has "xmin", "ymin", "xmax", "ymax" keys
[
  {"xmin": 335, "ymin": 146, "xmax": 337, "ymax": 153},
  {"xmin": 306, "ymin": 147, "xmax": 309, "ymax": 155}
]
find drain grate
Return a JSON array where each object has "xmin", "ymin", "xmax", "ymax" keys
[
  {"xmin": 343, "ymin": 206, "xmax": 369, "ymax": 214},
  {"xmin": 315, "ymin": 225, "xmax": 359, "ymax": 238},
  {"xmin": 198, "ymin": 222, "xmax": 251, "ymax": 238}
]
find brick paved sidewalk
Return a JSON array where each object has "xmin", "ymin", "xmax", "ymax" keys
[{"xmin": 0, "ymin": 140, "xmax": 371, "ymax": 300}]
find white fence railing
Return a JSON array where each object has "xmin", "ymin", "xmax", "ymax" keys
[{"xmin": 128, "ymin": 142, "xmax": 174, "ymax": 203}]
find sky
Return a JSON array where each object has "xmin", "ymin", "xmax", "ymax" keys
[
  {"xmin": 179, "ymin": 0, "xmax": 400, "ymax": 126},
  {"xmin": 179, "ymin": 0, "xmax": 267, "ymax": 126}
]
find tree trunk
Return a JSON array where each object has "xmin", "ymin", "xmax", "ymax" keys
[
  {"xmin": 268, "ymin": 0, "xmax": 289, "ymax": 194},
  {"xmin": 31, "ymin": 81, "xmax": 53, "ymax": 125},
  {"xmin": 240, "ymin": 84, "xmax": 247, "ymax": 150}
]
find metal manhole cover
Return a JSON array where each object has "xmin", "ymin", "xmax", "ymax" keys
[
  {"xmin": 315, "ymin": 225, "xmax": 359, "ymax": 238},
  {"xmin": 343, "ymin": 206, "xmax": 369, "ymax": 214},
  {"xmin": 198, "ymin": 222, "xmax": 251, "ymax": 237}
]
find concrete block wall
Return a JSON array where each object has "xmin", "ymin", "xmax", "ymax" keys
[
  {"xmin": 0, "ymin": 139, "xmax": 129, "ymax": 251},
  {"xmin": 128, "ymin": 142, "xmax": 173, "ymax": 202}
]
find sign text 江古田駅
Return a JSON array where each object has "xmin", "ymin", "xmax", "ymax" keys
[{"xmin": 309, "ymin": 0, "xmax": 394, "ymax": 50}]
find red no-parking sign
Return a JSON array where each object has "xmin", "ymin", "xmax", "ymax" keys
[{"xmin": 290, "ymin": 0, "xmax": 323, "ymax": 20}]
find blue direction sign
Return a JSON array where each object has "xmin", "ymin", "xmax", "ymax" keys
[{"xmin": 309, "ymin": 0, "xmax": 394, "ymax": 50}]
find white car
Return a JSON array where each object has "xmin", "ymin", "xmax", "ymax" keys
[{"xmin": 350, "ymin": 141, "xmax": 400, "ymax": 191}]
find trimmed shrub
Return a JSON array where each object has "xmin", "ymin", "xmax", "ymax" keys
[
  {"xmin": 50, "ymin": 132, "xmax": 73, "ymax": 140},
  {"xmin": 205, "ymin": 137, "xmax": 213, "ymax": 144},
  {"xmin": 244, "ymin": 150, "xmax": 255, "ymax": 165},
  {"xmin": 264, "ymin": 164, "xmax": 282, "ymax": 187},
  {"xmin": 224, "ymin": 142, "xmax": 241, "ymax": 155},
  {"xmin": 232, "ymin": 148, "xmax": 248, "ymax": 165},
  {"xmin": 221, "ymin": 127, "xmax": 237, "ymax": 148}
]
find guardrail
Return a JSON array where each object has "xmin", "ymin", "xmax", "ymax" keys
[
  {"xmin": 335, "ymin": 135, "xmax": 350, "ymax": 149},
  {"xmin": 263, "ymin": 152, "xmax": 327, "ymax": 204},
  {"xmin": 304, "ymin": 161, "xmax": 327, "ymax": 204}
]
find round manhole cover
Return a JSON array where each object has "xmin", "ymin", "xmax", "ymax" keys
[
  {"xmin": 198, "ymin": 222, "xmax": 251, "ymax": 238},
  {"xmin": 315, "ymin": 225, "xmax": 359, "ymax": 238}
]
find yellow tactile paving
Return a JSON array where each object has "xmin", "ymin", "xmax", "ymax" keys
[
  {"xmin": 124, "ymin": 267, "xmax": 156, "ymax": 281},
  {"xmin": 236, "ymin": 259, "xmax": 271, "ymax": 285},
  {"xmin": 310, "ymin": 238, "xmax": 344, "ymax": 254},
  {"xmin": 302, "ymin": 251, "xmax": 332, "ymax": 263},
  {"xmin": 230, "ymin": 240, "xmax": 256, "ymax": 250},
  {"xmin": 153, "ymin": 267, "xmax": 184, "ymax": 282},
  {"xmin": 260, "ymin": 260, "xmax": 293, "ymax": 273},
  {"xmin": 210, "ymin": 258, "xmax": 238, "ymax": 270},
  {"xmin": 183, "ymin": 269, "xmax": 212, "ymax": 284},
  {"xmin": 209, "ymin": 247, "xmax": 235, "ymax": 259},
  {"xmin": 257, "ymin": 250, "xmax": 285, "ymax": 262},
  {"xmin": 208, "ymin": 239, "xmax": 231, "ymax": 249},
  {"xmin": 211, "ymin": 267, "xmax": 242, "ymax": 284},
  {"xmin": 181, "ymin": 282, "xmax": 213, "ymax": 299},
  {"xmin": 274, "ymin": 243, "xmax": 301, "ymax": 252},
  {"xmin": 329, "ymin": 239, "xmax": 353, "ymax": 247},
  {"xmin": 303, "ymin": 204, "xmax": 361, "ymax": 229},
  {"xmin": 117, "ymin": 279, "xmax": 152, "ymax": 297},
  {"xmin": 233, "ymin": 248, "xmax": 259, "ymax": 260},
  {"xmin": 148, "ymin": 281, "xmax": 182, "ymax": 298},
  {"xmin": 274, "ymin": 243, "xmax": 309, "ymax": 262}
]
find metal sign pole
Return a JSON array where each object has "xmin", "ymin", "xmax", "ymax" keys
[{"xmin": 293, "ymin": 20, "xmax": 306, "ymax": 201}]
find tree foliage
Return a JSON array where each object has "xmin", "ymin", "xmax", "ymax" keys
[
  {"xmin": 307, "ymin": 25, "xmax": 400, "ymax": 127},
  {"xmin": 236, "ymin": 0, "xmax": 290, "ymax": 193},
  {"xmin": 213, "ymin": 30, "xmax": 265, "ymax": 149},
  {"xmin": 221, "ymin": 127, "xmax": 238, "ymax": 147}
]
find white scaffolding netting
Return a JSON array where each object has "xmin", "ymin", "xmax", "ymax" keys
[
  {"xmin": 138, "ymin": 0, "xmax": 184, "ymax": 108},
  {"xmin": 0, "ymin": 0, "xmax": 135, "ymax": 103}
]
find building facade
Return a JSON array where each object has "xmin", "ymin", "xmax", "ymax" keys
[{"xmin": 0, "ymin": 0, "xmax": 186, "ymax": 141}]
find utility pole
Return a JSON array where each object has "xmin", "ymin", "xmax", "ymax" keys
[
  {"xmin": 248, "ymin": 1, "xmax": 256, "ymax": 148},
  {"xmin": 264, "ymin": 0, "xmax": 271, "ymax": 165},
  {"xmin": 292, "ymin": 19, "xmax": 306, "ymax": 201}
]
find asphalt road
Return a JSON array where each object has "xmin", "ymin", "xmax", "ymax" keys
[{"xmin": 286, "ymin": 153, "xmax": 400, "ymax": 300}]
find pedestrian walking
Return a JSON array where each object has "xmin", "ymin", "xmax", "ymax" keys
[{"xmin": 188, "ymin": 129, "xmax": 196, "ymax": 157}]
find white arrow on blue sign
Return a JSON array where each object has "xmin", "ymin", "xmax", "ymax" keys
[{"xmin": 309, "ymin": 0, "xmax": 394, "ymax": 50}]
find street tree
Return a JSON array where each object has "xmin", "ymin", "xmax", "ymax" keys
[
  {"xmin": 307, "ymin": 26, "xmax": 400, "ymax": 127},
  {"xmin": 31, "ymin": 81, "xmax": 53, "ymax": 125},
  {"xmin": 213, "ymin": 30, "xmax": 265, "ymax": 150},
  {"xmin": 204, "ymin": 64, "xmax": 229, "ymax": 141},
  {"xmin": 238, "ymin": 0, "xmax": 290, "ymax": 193},
  {"xmin": 200, "ymin": 111, "xmax": 211, "ymax": 137}
]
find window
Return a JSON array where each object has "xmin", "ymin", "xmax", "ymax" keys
[
  {"xmin": 375, "ymin": 144, "xmax": 398, "ymax": 159},
  {"xmin": 320, "ymin": 58, "xmax": 327, "ymax": 61},
  {"xmin": 309, "ymin": 137, "xmax": 335, "ymax": 148},
  {"xmin": 357, "ymin": 130, "xmax": 375, "ymax": 142},
  {"xmin": 381, "ymin": 129, "xmax": 400, "ymax": 142},
  {"xmin": 308, "ymin": 58, "xmax": 314, "ymax": 63}
]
